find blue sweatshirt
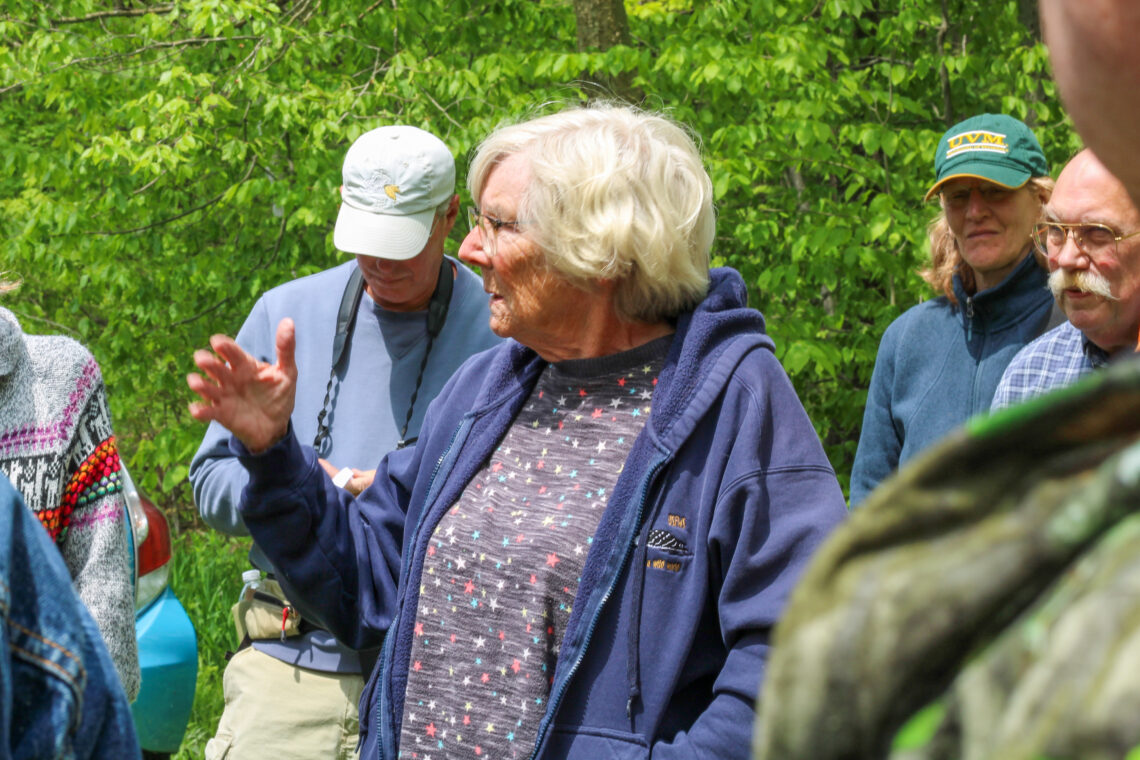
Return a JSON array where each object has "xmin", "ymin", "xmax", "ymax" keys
[
  {"xmin": 189, "ymin": 257, "xmax": 501, "ymax": 670},
  {"xmin": 190, "ymin": 257, "xmax": 501, "ymax": 568},
  {"xmin": 850, "ymin": 253, "xmax": 1053, "ymax": 506},
  {"xmin": 236, "ymin": 268, "xmax": 847, "ymax": 760}
]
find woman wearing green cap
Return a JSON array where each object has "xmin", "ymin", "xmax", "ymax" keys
[{"xmin": 850, "ymin": 114, "xmax": 1055, "ymax": 505}]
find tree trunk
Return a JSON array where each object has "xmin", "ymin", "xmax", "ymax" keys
[
  {"xmin": 571, "ymin": 0, "xmax": 643, "ymax": 103},
  {"xmin": 573, "ymin": 0, "xmax": 631, "ymax": 50},
  {"xmin": 936, "ymin": 0, "xmax": 954, "ymax": 125},
  {"xmin": 1017, "ymin": 0, "xmax": 1041, "ymax": 40}
]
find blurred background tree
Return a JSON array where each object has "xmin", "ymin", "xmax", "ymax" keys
[{"xmin": 0, "ymin": 0, "xmax": 1082, "ymax": 522}]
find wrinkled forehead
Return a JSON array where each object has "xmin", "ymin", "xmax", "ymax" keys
[
  {"xmin": 476, "ymin": 153, "xmax": 533, "ymax": 212},
  {"xmin": 1049, "ymin": 156, "xmax": 1139, "ymax": 225}
]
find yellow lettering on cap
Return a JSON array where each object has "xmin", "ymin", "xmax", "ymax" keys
[
  {"xmin": 384, "ymin": 184, "xmax": 399, "ymax": 200},
  {"xmin": 945, "ymin": 130, "xmax": 1010, "ymax": 159}
]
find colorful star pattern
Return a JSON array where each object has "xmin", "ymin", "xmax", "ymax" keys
[{"xmin": 397, "ymin": 342, "xmax": 668, "ymax": 759}]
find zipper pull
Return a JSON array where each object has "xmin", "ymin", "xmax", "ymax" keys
[
  {"xmin": 965, "ymin": 296, "xmax": 975, "ymax": 341},
  {"xmin": 280, "ymin": 606, "xmax": 293, "ymax": 641}
]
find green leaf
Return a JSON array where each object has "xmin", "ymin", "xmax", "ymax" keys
[{"xmin": 892, "ymin": 700, "xmax": 946, "ymax": 750}]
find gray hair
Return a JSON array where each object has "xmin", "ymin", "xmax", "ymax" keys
[{"xmin": 467, "ymin": 103, "xmax": 714, "ymax": 323}]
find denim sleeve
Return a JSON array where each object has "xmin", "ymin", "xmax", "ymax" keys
[{"xmin": 0, "ymin": 474, "xmax": 140, "ymax": 760}]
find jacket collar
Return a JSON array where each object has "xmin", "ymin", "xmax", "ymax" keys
[
  {"xmin": 648, "ymin": 268, "xmax": 773, "ymax": 450},
  {"xmin": 952, "ymin": 252, "xmax": 1049, "ymax": 331},
  {"xmin": 469, "ymin": 268, "xmax": 774, "ymax": 453}
]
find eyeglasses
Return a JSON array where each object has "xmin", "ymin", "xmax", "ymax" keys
[
  {"xmin": 1031, "ymin": 221, "xmax": 1140, "ymax": 257},
  {"xmin": 940, "ymin": 185, "xmax": 1016, "ymax": 209},
  {"xmin": 467, "ymin": 206, "xmax": 526, "ymax": 257}
]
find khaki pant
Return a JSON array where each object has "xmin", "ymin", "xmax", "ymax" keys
[{"xmin": 204, "ymin": 647, "xmax": 364, "ymax": 760}]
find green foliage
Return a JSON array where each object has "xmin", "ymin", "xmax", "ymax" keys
[
  {"xmin": 2, "ymin": 0, "xmax": 1080, "ymax": 520},
  {"xmin": 892, "ymin": 699, "xmax": 946, "ymax": 750},
  {"xmin": 168, "ymin": 530, "xmax": 252, "ymax": 758}
]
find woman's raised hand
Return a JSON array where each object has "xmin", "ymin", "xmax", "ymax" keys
[{"xmin": 187, "ymin": 318, "xmax": 298, "ymax": 453}]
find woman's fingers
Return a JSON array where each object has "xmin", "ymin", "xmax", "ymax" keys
[
  {"xmin": 210, "ymin": 334, "xmax": 258, "ymax": 379},
  {"xmin": 274, "ymin": 318, "xmax": 297, "ymax": 380},
  {"xmin": 192, "ymin": 348, "xmax": 235, "ymax": 386}
]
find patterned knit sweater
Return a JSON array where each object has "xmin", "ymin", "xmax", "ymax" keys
[{"xmin": 0, "ymin": 307, "xmax": 140, "ymax": 700}]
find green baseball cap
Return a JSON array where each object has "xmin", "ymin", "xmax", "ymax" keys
[{"xmin": 924, "ymin": 114, "xmax": 1049, "ymax": 201}]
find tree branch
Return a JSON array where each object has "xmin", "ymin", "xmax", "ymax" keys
[
  {"xmin": 6, "ymin": 307, "xmax": 78, "ymax": 337},
  {"xmin": 88, "ymin": 157, "xmax": 258, "ymax": 236},
  {"xmin": 356, "ymin": 0, "xmax": 385, "ymax": 21},
  {"xmin": 53, "ymin": 5, "xmax": 175, "ymax": 25},
  {"xmin": 419, "ymin": 88, "xmax": 464, "ymax": 130},
  {"xmin": 1, "ymin": 35, "xmax": 260, "ymax": 98},
  {"xmin": 848, "ymin": 56, "xmax": 914, "ymax": 72},
  {"xmin": 168, "ymin": 296, "xmax": 232, "ymax": 328}
]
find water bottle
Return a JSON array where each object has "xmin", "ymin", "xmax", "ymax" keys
[{"xmin": 238, "ymin": 568, "xmax": 262, "ymax": 603}]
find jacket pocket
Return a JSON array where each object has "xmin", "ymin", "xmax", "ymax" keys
[
  {"xmin": 545, "ymin": 725, "xmax": 649, "ymax": 759},
  {"xmin": 230, "ymin": 578, "xmax": 302, "ymax": 641},
  {"xmin": 204, "ymin": 732, "xmax": 234, "ymax": 760}
]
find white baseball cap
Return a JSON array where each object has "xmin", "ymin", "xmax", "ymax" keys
[{"xmin": 333, "ymin": 125, "xmax": 456, "ymax": 260}]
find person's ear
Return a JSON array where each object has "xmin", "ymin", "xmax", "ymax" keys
[{"xmin": 439, "ymin": 194, "xmax": 461, "ymax": 237}]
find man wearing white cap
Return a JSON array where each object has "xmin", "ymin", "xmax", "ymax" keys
[{"xmin": 189, "ymin": 125, "xmax": 500, "ymax": 760}]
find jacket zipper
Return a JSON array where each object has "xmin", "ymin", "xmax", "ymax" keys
[
  {"xmin": 965, "ymin": 295, "xmax": 975, "ymax": 342},
  {"xmin": 377, "ymin": 417, "xmax": 470, "ymax": 760},
  {"xmin": 525, "ymin": 455, "xmax": 668, "ymax": 760}
]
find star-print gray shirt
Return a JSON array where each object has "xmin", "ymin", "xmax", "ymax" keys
[{"xmin": 398, "ymin": 336, "xmax": 671, "ymax": 760}]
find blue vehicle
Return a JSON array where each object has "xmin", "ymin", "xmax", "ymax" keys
[{"xmin": 123, "ymin": 468, "xmax": 198, "ymax": 759}]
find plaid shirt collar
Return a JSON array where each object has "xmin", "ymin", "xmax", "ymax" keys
[{"xmin": 1081, "ymin": 331, "xmax": 1111, "ymax": 369}]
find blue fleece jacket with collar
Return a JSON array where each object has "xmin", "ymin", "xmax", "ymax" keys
[
  {"xmin": 850, "ymin": 252, "xmax": 1053, "ymax": 506},
  {"xmin": 235, "ymin": 268, "xmax": 847, "ymax": 760}
]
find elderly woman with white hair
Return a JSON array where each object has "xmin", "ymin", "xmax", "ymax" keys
[{"xmin": 187, "ymin": 103, "xmax": 846, "ymax": 760}]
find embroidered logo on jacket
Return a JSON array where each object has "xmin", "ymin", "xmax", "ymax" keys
[
  {"xmin": 646, "ymin": 527, "xmax": 690, "ymax": 574},
  {"xmin": 647, "ymin": 528, "xmax": 690, "ymax": 556}
]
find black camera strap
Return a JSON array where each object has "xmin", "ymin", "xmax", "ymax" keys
[
  {"xmin": 312, "ymin": 259, "xmax": 453, "ymax": 453},
  {"xmin": 398, "ymin": 259, "xmax": 453, "ymax": 449}
]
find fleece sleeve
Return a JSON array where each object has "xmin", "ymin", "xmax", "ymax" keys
[
  {"xmin": 849, "ymin": 321, "xmax": 902, "ymax": 507},
  {"xmin": 652, "ymin": 353, "xmax": 848, "ymax": 760},
  {"xmin": 235, "ymin": 425, "xmax": 421, "ymax": 650}
]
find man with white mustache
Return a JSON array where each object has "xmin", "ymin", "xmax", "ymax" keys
[{"xmin": 992, "ymin": 148, "xmax": 1140, "ymax": 409}]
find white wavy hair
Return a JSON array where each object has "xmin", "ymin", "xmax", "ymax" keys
[{"xmin": 467, "ymin": 103, "xmax": 714, "ymax": 323}]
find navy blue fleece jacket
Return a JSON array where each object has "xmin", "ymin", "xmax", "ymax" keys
[{"xmin": 235, "ymin": 268, "xmax": 847, "ymax": 760}]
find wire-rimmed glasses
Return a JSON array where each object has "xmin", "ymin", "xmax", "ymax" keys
[
  {"xmin": 1031, "ymin": 220, "xmax": 1140, "ymax": 257},
  {"xmin": 467, "ymin": 206, "xmax": 526, "ymax": 258}
]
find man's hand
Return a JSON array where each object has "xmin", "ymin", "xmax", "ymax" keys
[
  {"xmin": 187, "ymin": 318, "xmax": 298, "ymax": 453},
  {"xmin": 318, "ymin": 459, "xmax": 376, "ymax": 496},
  {"xmin": 343, "ymin": 469, "xmax": 375, "ymax": 496}
]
